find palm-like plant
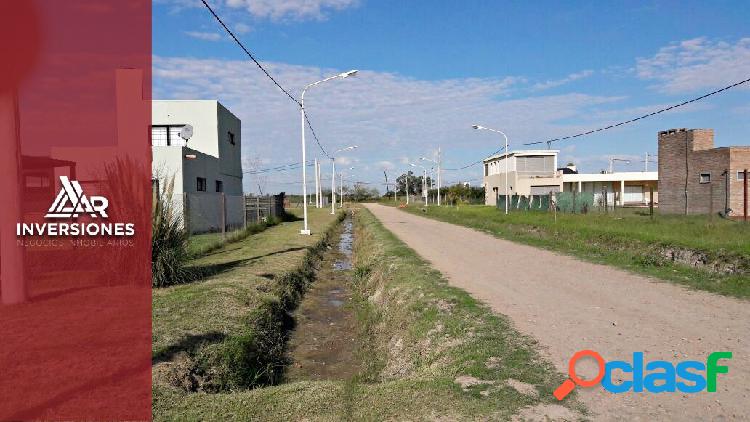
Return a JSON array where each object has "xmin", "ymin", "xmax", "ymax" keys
[{"xmin": 151, "ymin": 175, "xmax": 189, "ymax": 287}]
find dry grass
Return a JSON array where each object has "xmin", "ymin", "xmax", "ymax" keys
[{"xmin": 153, "ymin": 207, "xmax": 586, "ymax": 421}]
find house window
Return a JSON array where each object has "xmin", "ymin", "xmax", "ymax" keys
[
  {"xmin": 151, "ymin": 125, "xmax": 187, "ymax": 147},
  {"xmin": 24, "ymin": 174, "xmax": 51, "ymax": 188},
  {"xmin": 227, "ymin": 131, "xmax": 235, "ymax": 145},
  {"xmin": 738, "ymin": 171, "xmax": 748, "ymax": 181},
  {"xmin": 215, "ymin": 180, "xmax": 223, "ymax": 193},
  {"xmin": 197, "ymin": 177, "xmax": 207, "ymax": 192},
  {"xmin": 699, "ymin": 172, "xmax": 711, "ymax": 184}
]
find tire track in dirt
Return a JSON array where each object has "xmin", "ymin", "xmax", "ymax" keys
[{"xmin": 364, "ymin": 204, "xmax": 749, "ymax": 421}]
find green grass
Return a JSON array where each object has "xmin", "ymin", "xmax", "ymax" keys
[
  {"xmin": 152, "ymin": 208, "xmax": 342, "ymax": 393},
  {"xmin": 152, "ymin": 207, "xmax": 586, "ymax": 421},
  {"xmin": 397, "ymin": 204, "xmax": 750, "ymax": 299},
  {"xmin": 186, "ymin": 216, "xmax": 282, "ymax": 257}
]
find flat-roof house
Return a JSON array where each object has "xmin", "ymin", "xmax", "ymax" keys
[
  {"xmin": 152, "ymin": 100, "xmax": 244, "ymax": 233},
  {"xmin": 483, "ymin": 150, "xmax": 560, "ymax": 206},
  {"xmin": 483, "ymin": 150, "xmax": 658, "ymax": 206}
]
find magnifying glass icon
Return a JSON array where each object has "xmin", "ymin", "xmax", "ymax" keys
[{"xmin": 553, "ymin": 349, "xmax": 605, "ymax": 400}]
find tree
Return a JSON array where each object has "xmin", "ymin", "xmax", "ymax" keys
[
  {"xmin": 350, "ymin": 183, "xmax": 380, "ymax": 201},
  {"xmin": 396, "ymin": 171, "xmax": 432, "ymax": 196},
  {"xmin": 434, "ymin": 183, "xmax": 484, "ymax": 205}
]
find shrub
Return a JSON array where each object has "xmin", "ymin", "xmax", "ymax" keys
[{"xmin": 152, "ymin": 176, "xmax": 190, "ymax": 287}]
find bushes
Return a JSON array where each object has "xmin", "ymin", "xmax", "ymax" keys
[{"xmin": 152, "ymin": 177, "xmax": 190, "ymax": 288}]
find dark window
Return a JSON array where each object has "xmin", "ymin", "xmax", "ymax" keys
[
  {"xmin": 699, "ymin": 172, "xmax": 711, "ymax": 184},
  {"xmin": 227, "ymin": 131, "xmax": 235, "ymax": 145},
  {"xmin": 738, "ymin": 171, "xmax": 747, "ymax": 181},
  {"xmin": 215, "ymin": 180, "xmax": 223, "ymax": 193},
  {"xmin": 197, "ymin": 177, "xmax": 207, "ymax": 192}
]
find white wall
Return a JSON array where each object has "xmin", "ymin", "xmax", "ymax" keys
[{"xmin": 152, "ymin": 100, "xmax": 243, "ymax": 196}]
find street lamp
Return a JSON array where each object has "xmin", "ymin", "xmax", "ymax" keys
[
  {"xmin": 421, "ymin": 151, "xmax": 441, "ymax": 206},
  {"xmin": 472, "ymin": 124, "xmax": 510, "ymax": 215},
  {"xmin": 299, "ymin": 69, "xmax": 358, "ymax": 235},
  {"xmin": 331, "ymin": 145, "xmax": 357, "ymax": 214},
  {"xmin": 340, "ymin": 167, "xmax": 354, "ymax": 208},
  {"xmin": 410, "ymin": 162, "xmax": 428, "ymax": 204}
]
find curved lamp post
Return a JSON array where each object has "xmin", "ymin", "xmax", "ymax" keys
[
  {"xmin": 331, "ymin": 145, "xmax": 357, "ymax": 214},
  {"xmin": 472, "ymin": 124, "xmax": 510, "ymax": 215},
  {"xmin": 299, "ymin": 69, "xmax": 358, "ymax": 235}
]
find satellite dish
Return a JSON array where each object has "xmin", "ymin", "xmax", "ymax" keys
[{"xmin": 179, "ymin": 124, "xmax": 194, "ymax": 142}]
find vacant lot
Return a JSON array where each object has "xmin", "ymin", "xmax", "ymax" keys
[
  {"xmin": 153, "ymin": 208, "xmax": 341, "ymax": 396},
  {"xmin": 153, "ymin": 207, "xmax": 585, "ymax": 421},
  {"xmin": 399, "ymin": 205, "xmax": 750, "ymax": 298}
]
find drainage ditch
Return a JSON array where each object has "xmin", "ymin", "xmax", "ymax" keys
[{"xmin": 284, "ymin": 215, "xmax": 361, "ymax": 382}]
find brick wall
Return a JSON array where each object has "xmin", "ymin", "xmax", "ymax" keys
[
  {"xmin": 729, "ymin": 149, "xmax": 750, "ymax": 217},
  {"xmin": 658, "ymin": 128, "xmax": 750, "ymax": 215},
  {"xmin": 658, "ymin": 129, "xmax": 692, "ymax": 214}
]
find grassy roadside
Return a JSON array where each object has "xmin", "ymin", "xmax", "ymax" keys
[
  {"xmin": 152, "ymin": 208, "xmax": 342, "ymax": 395},
  {"xmin": 153, "ymin": 207, "xmax": 585, "ymax": 421},
  {"xmin": 397, "ymin": 204, "xmax": 750, "ymax": 299},
  {"xmin": 186, "ymin": 216, "xmax": 283, "ymax": 257}
]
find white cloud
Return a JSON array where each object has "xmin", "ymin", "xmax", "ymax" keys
[
  {"xmin": 375, "ymin": 160, "xmax": 395, "ymax": 171},
  {"xmin": 184, "ymin": 31, "xmax": 223, "ymax": 41},
  {"xmin": 532, "ymin": 70, "xmax": 594, "ymax": 91},
  {"xmin": 234, "ymin": 22, "xmax": 252, "ymax": 34},
  {"xmin": 154, "ymin": 56, "xmax": 636, "ymax": 192},
  {"xmin": 225, "ymin": 0, "xmax": 359, "ymax": 21},
  {"xmin": 636, "ymin": 37, "xmax": 750, "ymax": 94},
  {"xmin": 335, "ymin": 156, "xmax": 355, "ymax": 165}
]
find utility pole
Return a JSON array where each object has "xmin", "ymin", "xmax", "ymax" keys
[
  {"xmin": 406, "ymin": 170, "xmax": 410, "ymax": 205},
  {"xmin": 437, "ymin": 146, "xmax": 442, "ymax": 206},
  {"xmin": 314, "ymin": 159, "xmax": 319, "ymax": 208},
  {"xmin": 330, "ymin": 158, "xmax": 336, "ymax": 214}
]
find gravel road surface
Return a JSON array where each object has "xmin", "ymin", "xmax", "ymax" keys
[{"xmin": 364, "ymin": 204, "xmax": 749, "ymax": 421}]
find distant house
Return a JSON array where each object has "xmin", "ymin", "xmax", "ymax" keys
[
  {"xmin": 482, "ymin": 150, "xmax": 561, "ymax": 206},
  {"xmin": 658, "ymin": 128, "xmax": 750, "ymax": 216},
  {"xmin": 482, "ymin": 150, "xmax": 658, "ymax": 206},
  {"xmin": 151, "ymin": 100, "xmax": 244, "ymax": 233}
]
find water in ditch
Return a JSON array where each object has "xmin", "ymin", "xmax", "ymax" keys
[{"xmin": 284, "ymin": 215, "xmax": 359, "ymax": 382}]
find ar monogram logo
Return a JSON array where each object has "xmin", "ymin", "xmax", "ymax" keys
[{"xmin": 45, "ymin": 176, "xmax": 109, "ymax": 219}]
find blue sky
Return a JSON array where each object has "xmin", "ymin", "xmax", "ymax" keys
[{"xmin": 153, "ymin": 0, "xmax": 750, "ymax": 193}]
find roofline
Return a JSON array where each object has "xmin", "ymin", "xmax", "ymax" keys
[
  {"xmin": 483, "ymin": 150, "xmax": 560, "ymax": 162},
  {"xmin": 562, "ymin": 171, "xmax": 658, "ymax": 182}
]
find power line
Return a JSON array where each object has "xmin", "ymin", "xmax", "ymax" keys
[
  {"xmin": 444, "ymin": 146, "xmax": 506, "ymax": 171},
  {"xmin": 523, "ymin": 76, "xmax": 750, "ymax": 147},
  {"xmin": 200, "ymin": 0, "xmax": 331, "ymax": 160},
  {"xmin": 445, "ymin": 76, "xmax": 750, "ymax": 171},
  {"xmin": 305, "ymin": 112, "xmax": 331, "ymax": 159},
  {"xmin": 200, "ymin": 0, "xmax": 300, "ymax": 106},
  {"xmin": 244, "ymin": 161, "xmax": 315, "ymax": 175}
]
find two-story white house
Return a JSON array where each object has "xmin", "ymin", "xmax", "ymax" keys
[{"xmin": 151, "ymin": 100, "xmax": 244, "ymax": 233}]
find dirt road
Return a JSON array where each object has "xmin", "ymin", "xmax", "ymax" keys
[{"xmin": 364, "ymin": 204, "xmax": 749, "ymax": 421}]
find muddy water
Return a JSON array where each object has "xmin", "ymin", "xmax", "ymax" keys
[{"xmin": 284, "ymin": 216, "xmax": 360, "ymax": 382}]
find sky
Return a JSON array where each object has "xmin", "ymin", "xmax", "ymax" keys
[{"xmin": 153, "ymin": 0, "xmax": 750, "ymax": 194}]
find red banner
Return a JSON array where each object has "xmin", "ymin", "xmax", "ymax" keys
[{"xmin": 0, "ymin": 1, "xmax": 152, "ymax": 420}]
